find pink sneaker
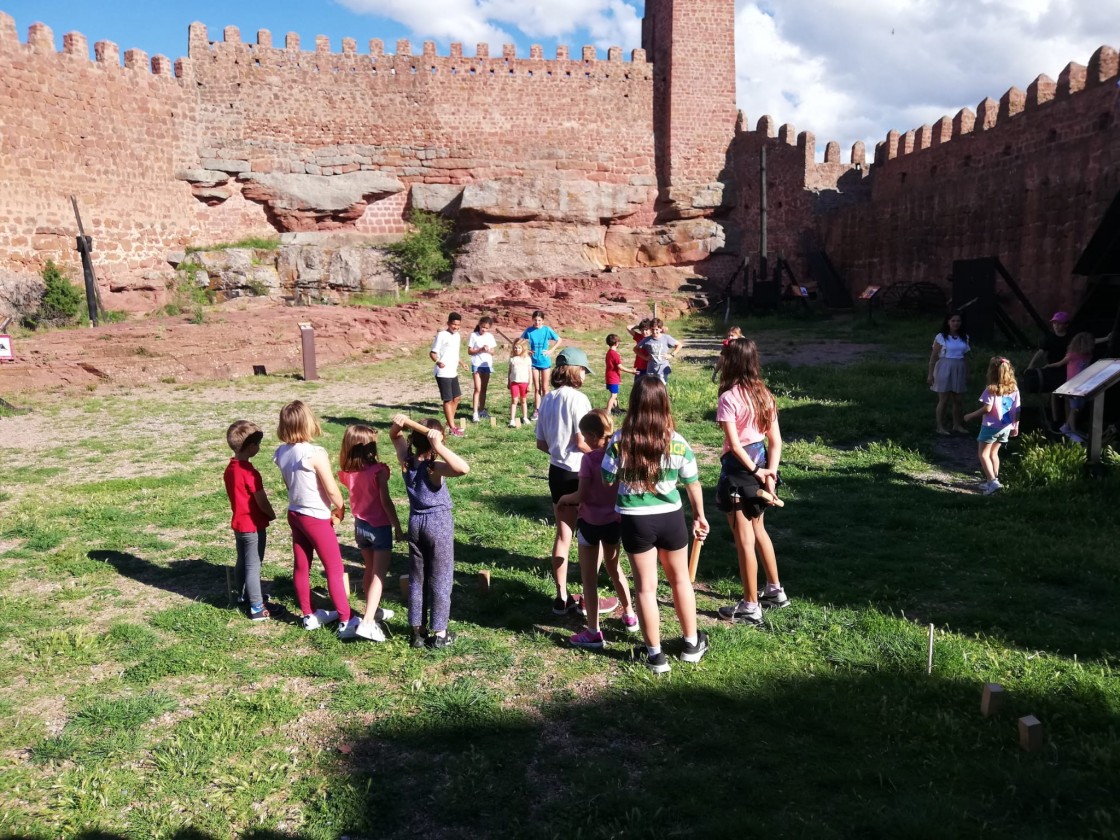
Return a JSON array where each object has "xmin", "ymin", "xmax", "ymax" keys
[
  {"xmin": 569, "ymin": 628, "xmax": 605, "ymax": 649},
  {"xmin": 621, "ymin": 612, "xmax": 640, "ymax": 633},
  {"xmin": 449, "ymin": 426, "xmax": 466, "ymax": 438}
]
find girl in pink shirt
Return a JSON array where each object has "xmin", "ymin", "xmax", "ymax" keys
[
  {"xmin": 557, "ymin": 409, "xmax": 639, "ymax": 648},
  {"xmin": 714, "ymin": 338, "xmax": 789, "ymax": 627},
  {"xmin": 338, "ymin": 425, "xmax": 404, "ymax": 642}
]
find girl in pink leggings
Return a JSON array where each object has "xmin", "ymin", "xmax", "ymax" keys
[{"xmin": 273, "ymin": 401, "xmax": 355, "ymax": 635}]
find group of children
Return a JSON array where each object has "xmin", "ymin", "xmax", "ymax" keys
[
  {"xmin": 224, "ymin": 325, "xmax": 791, "ymax": 674},
  {"xmin": 927, "ymin": 309, "xmax": 1110, "ymax": 494},
  {"xmin": 431, "ymin": 311, "xmax": 687, "ymax": 433}
]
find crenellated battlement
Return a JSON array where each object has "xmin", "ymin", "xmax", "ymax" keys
[
  {"xmin": 185, "ymin": 22, "xmax": 650, "ymax": 83},
  {"xmin": 0, "ymin": 13, "xmax": 191, "ymax": 81},
  {"xmin": 872, "ymin": 44, "xmax": 1118, "ymax": 167},
  {"xmin": 736, "ymin": 112, "xmax": 867, "ymax": 167}
]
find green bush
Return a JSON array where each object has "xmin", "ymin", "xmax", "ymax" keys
[
  {"xmin": 1006, "ymin": 430, "xmax": 1087, "ymax": 487},
  {"xmin": 387, "ymin": 209, "xmax": 454, "ymax": 288},
  {"xmin": 25, "ymin": 261, "xmax": 82, "ymax": 329}
]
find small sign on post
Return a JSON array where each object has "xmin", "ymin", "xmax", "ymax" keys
[
  {"xmin": 0, "ymin": 333, "xmax": 12, "ymax": 363},
  {"xmin": 1054, "ymin": 359, "xmax": 1120, "ymax": 466},
  {"xmin": 299, "ymin": 322, "xmax": 319, "ymax": 381}
]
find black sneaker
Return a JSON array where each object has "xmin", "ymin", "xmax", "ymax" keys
[
  {"xmin": 680, "ymin": 631, "xmax": 710, "ymax": 663},
  {"xmin": 410, "ymin": 628, "xmax": 428, "ymax": 649},
  {"xmin": 428, "ymin": 630, "xmax": 457, "ymax": 650},
  {"xmin": 552, "ymin": 595, "xmax": 578, "ymax": 615},
  {"xmin": 759, "ymin": 587, "xmax": 790, "ymax": 609},
  {"xmin": 634, "ymin": 646, "xmax": 670, "ymax": 675},
  {"xmin": 717, "ymin": 600, "xmax": 764, "ymax": 626}
]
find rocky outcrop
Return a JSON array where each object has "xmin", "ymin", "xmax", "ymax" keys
[
  {"xmin": 458, "ymin": 178, "xmax": 653, "ymax": 226},
  {"xmin": 0, "ymin": 269, "xmax": 44, "ymax": 323},
  {"xmin": 180, "ymin": 241, "xmax": 397, "ymax": 303},
  {"xmin": 604, "ymin": 219, "xmax": 731, "ymax": 268},
  {"xmin": 452, "ymin": 226, "xmax": 607, "ymax": 285},
  {"xmin": 240, "ymin": 172, "xmax": 405, "ymax": 231}
]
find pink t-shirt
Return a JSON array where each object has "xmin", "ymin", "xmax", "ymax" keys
[
  {"xmin": 716, "ymin": 385, "xmax": 767, "ymax": 453},
  {"xmin": 338, "ymin": 462, "xmax": 391, "ymax": 527},
  {"xmin": 578, "ymin": 448, "xmax": 621, "ymax": 526},
  {"xmin": 1067, "ymin": 351, "xmax": 1091, "ymax": 381}
]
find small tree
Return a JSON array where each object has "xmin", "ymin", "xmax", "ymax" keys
[
  {"xmin": 387, "ymin": 210, "xmax": 454, "ymax": 288},
  {"xmin": 29, "ymin": 261, "xmax": 82, "ymax": 328}
]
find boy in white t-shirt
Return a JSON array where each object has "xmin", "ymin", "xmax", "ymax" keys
[{"xmin": 430, "ymin": 312, "xmax": 467, "ymax": 437}]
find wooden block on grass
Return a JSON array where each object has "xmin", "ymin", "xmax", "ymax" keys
[
  {"xmin": 399, "ymin": 574, "xmax": 411, "ymax": 602},
  {"xmin": 225, "ymin": 566, "xmax": 236, "ymax": 605},
  {"xmin": 980, "ymin": 683, "xmax": 1005, "ymax": 717},
  {"xmin": 478, "ymin": 569, "xmax": 491, "ymax": 593},
  {"xmin": 1018, "ymin": 715, "xmax": 1044, "ymax": 752},
  {"xmin": 490, "ymin": 416, "xmax": 496, "ymax": 427}
]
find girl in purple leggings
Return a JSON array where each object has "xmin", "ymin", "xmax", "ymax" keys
[
  {"xmin": 390, "ymin": 414, "xmax": 470, "ymax": 649},
  {"xmin": 273, "ymin": 401, "xmax": 355, "ymax": 635}
]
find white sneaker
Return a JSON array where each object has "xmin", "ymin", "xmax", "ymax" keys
[
  {"xmin": 472, "ymin": 412, "xmax": 480, "ymax": 423},
  {"xmin": 337, "ymin": 616, "xmax": 362, "ymax": 639},
  {"xmin": 355, "ymin": 619, "xmax": 387, "ymax": 642},
  {"xmin": 301, "ymin": 608, "xmax": 339, "ymax": 630},
  {"xmin": 983, "ymin": 480, "xmax": 1003, "ymax": 496}
]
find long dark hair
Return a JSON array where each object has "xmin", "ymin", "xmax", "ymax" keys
[
  {"xmin": 717, "ymin": 338, "xmax": 775, "ymax": 432},
  {"xmin": 618, "ymin": 377, "xmax": 674, "ymax": 492},
  {"xmin": 939, "ymin": 311, "xmax": 968, "ymax": 342}
]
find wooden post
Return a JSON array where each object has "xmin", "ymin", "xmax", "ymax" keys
[
  {"xmin": 299, "ymin": 322, "xmax": 319, "ymax": 381},
  {"xmin": 1018, "ymin": 715, "xmax": 1044, "ymax": 752},
  {"xmin": 225, "ymin": 566, "xmax": 236, "ymax": 605},
  {"xmin": 399, "ymin": 574, "xmax": 411, "ymax": 602},
  {"xmin": 478, "ymin": 569, "xmax": 491, "ymax": 593},
  {"xmin": 980, "ymin": 683, "xmax": 1005, "ymax": 717},
  {"xmin": 70, "ymin": 196, "xmax": 104, "ymax": 326}
]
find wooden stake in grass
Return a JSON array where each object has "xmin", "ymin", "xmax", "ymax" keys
[
  {"xmin": 1018, "ymin": 715, "xmax": 1045, "ymax": 752},
  {"xmin": 225, "ymin": 566, "xmax": 236, "ymax": 606},
  {"xmin": 478, "ymin": 569, "xmax": 491, "ymax": 593},
  {"xmin": 980, "ymin": 683, "xmax": 1005, "ymax": 717},
  {"xmin": 399, "ymin": 574, "xmax": 411, "ymax": 602},
  {"xmin": 688, "ymin": 538, "xmax": 703, "ymax": 583},
  {"xmin": 927, "ymin": 623, "xmax": 935, "ymax": 675}
]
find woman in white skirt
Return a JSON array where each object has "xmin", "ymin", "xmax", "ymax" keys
[{"xmin": 927, "ymin": 312, "xmax": 971, "ymax": 435}]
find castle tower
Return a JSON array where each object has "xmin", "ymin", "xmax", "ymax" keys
[{"xmin": 643, "ymin": 0, "xmax": 738, "ymax": 216}]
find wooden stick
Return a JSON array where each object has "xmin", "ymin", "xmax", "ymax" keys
[
  {"xmin": 495, "ymin": 327, "xmax": 517, "ymax": 346},
  {"xmin": 927, "ymin": 623, "xmax": 935, "ymax": 674},
  {"xmin": 688, "ymin": 539, "xmax": 703, "ymax": 583},
  {"xmin": 754, "ymin": 487, "xmax": 786, "ymax": 508}
]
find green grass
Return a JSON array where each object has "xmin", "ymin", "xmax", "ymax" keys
[
  {"xmin": 0, "ymin": 311, "xmax": 1117, "ymax": 839},
  {"xmin": 184, "ymin": 236, "xmax": 281, "ymax": 254}
]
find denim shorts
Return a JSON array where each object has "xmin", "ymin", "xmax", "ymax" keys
[
  {"xmin": 977, "ymin": 425, "xmax": 1012, "ymax": 444},
  {"xmin": 354, "ymin": 517, "xmax": 393, "ymax": 551}
]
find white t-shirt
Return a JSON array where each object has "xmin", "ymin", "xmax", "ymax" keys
[
  {"xmin": 535, "ymin": 386, "xmax": 592, "ymax": 472},
  {"xmin": 273, "ymin": 442, "xmax": 332, "ymax": 519},
  {"xmin": 934, "ymin": 333, "xmax": 970, "ymax": 360},
  {"xmin": 469, "ymin": 331, "xmax": 497, "ymax": 370},
  {"xmin": 509, "ymin": 355, "xmax": 531, "ymax": 383},
  {"xmin": 431, "ymin": 329, "xmax": 461, "ymax": 378}
]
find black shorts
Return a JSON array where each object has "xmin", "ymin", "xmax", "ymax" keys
[
  {"xmin": 577, "ymin": 518, "xmax": 621, "ymax": 548},
  {"xmin": 436, "ymin": 376, "xmax": 462, "ymax": 402},
  {"xmin": 548, "ymin": 464, "xmax": 580, "ymax": 504},
  {"xmin": 715, "ymin": 445, "xmax": 768, "ymax": 518},
  {"xmin": 620, "ymin": 509, "xmax": 689, "ymax": 555}
]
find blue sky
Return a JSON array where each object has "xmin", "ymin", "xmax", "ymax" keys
[{"xmin": 3, "ymin": 1, "xmax": 1114, "ymax": 156}]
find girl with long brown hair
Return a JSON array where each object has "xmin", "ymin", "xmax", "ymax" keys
[
  {"xmin": 601, "ymin": 376, "xmax": 709, "ymax": 674},
  {"xmin": 714, "ymin": 339, "xmax": 789, "ymax": 627}
]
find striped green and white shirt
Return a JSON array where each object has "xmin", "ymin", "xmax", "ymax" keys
[{"xmin": 602, "ymin": 431, "xmax": 699, "ymax": 515}]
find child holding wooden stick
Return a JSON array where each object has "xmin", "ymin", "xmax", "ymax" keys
[
  {"xmin": 389, "ymin": 413, "xmax": 470, "ymax": 649},
  {"xmin": 602, "ymin": 376, "xmax": 709, "ymax": 674},
  {"xmin": 714, "ymin": 338, "xmax": 789, "ymax": 628}
]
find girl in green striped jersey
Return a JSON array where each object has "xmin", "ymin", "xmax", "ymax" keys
[{"xmin": 602, "ymin": 377, "xmax": 710, "ymax": 673}]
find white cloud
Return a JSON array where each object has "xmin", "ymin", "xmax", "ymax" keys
[
  {"xmin": 338, "ymin": 0, "xmax": 641, "ymax": 52},
  {"xmin": 733, "ymin": 0, "xmax": 1117, "ymax": 158}
]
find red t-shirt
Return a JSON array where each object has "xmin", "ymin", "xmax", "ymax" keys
[
  {"xmin": 633, "ymin": 336, "xmax": 647, "ymax": 372},
  {"xmin": 224, "ymin": 458, "xmax": 270, "ymax": 533},
  {"xmin": 605, "ymin": 347, "xmax": 622, "ymax": 385}
]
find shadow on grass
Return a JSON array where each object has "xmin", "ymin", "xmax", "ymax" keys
[{"xmin": 33, "ymin": 667, "xmax": 1119, "ymax": 839}]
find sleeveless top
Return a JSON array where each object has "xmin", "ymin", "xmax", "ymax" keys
[
  {"xmin": 404, "ymin": 456, "xmax": 452, "ymax": 515},
  {"xmin": 273, "ymin": 442, "xmax": 332, "ymax": 519}
]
